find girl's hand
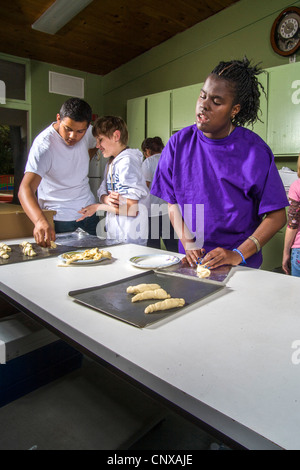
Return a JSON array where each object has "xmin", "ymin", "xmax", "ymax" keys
[
  {"xmin": 182, "ymin": 248, "xmax": 206, "ymax": 267},
  {"xmin": 77, "ymin": 203, "xmax": 99, "ymax": 221},
  {"xmin": 199, "ymin": 247, "xmax": 244, "ymax": 269},
  {"xmin": 282, "ymin": 253, "xmax": 291, "ymax": 275}
]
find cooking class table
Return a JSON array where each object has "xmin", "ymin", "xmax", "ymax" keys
[{"xmin": 1, "ymin": 237, "xmax": 300, "ymax": 450}]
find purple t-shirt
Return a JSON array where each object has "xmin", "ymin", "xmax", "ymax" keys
[{"xmin": 151, "ymin": 125, "xmax": 288, "ymax": 268}]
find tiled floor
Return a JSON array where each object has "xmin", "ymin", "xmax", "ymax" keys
[
  {"xmin": 0, "ymin": 356, "xmax": 223, "ymax": 450},
  {"xmin": 129, "ymin": 412, "xmax": 220, "ymax": 450}
]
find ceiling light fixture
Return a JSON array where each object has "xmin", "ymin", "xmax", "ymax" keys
[{"xmin": 31, "ymin": 0, "xmax": 93, "ymax": 35}]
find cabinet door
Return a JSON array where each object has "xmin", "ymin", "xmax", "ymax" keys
[
  {"xmin": 244, "ymin": 72, "xmax": 268, "ymax": 141},
  {"xmin": 147, "ymin": 91, "xmax": 171, "ymax": 145},
  {"xmin": 127, "ymin": 97, "xmax": 146, "ymax": 149},
  {"xmin": 267, "ymin": 62, "xmax": 300, "ymax": 155},
  {"xmin": 261, "ymin": 228, "xmax": 285, "ymax": 272},
  {"xmin": 172, "ymin": 83, "xmax": 201, "ymax": 132}
]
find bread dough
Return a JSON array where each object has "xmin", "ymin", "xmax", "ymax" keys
[
  {"xmin": 40, "ymin": 241, "xmax": 57, "ymax": 250},
  {"xmin": 144, "ymin": 298, "xmax": 185, "ymax": 314},
  {"xmin": 126, "ymin": 283, "xmax": 161, "ymax": 294},
  {"xmin": 60, "ymin": 248, "xmax": 112, "ymax": 266},
  {"xmin": 0, "ymin": 243, "xmax": 11, "ymax": 252},
  {"xmin": 131, "ymin": 289, "xmax": 170, "ymax": 303},
  {"xmin": 23, "ymin": 245, "xmax": 36, "ymax": 256},
  {"xmin": 0, "ymin": 250, "xmax": 10, "ymax": 259},
  {"xmin": 0, "ymin": 243, "xmax": 11, "ymax": 259},
  {"xmin": 196, "ymin": 264, "xmax": 211, "ymax": 278},
  {"xmin": 20, "ymin": 241, "xmax": 37, "ymax": 257}
]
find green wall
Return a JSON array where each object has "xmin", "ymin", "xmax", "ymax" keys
[
  {"xmin": 102, "ymin": 0, "xmax": 300, "ymax": 118},
  {"xmin": 30, "ymin": 61, "xmax": 103, "ymax": 141}
]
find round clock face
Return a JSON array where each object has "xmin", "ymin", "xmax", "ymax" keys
[{"xmin": 271, "ymin": 7, "xmax": 300, "ymax": 56}]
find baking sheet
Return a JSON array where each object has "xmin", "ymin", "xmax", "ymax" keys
[
  {"xmin": 0, "ymin": 230, "xmax": 121, "ymax": 266},
  {"xmin": 68, "ymin": 270, "xmax": 227, "ymax": 328},
  {"xmin": 0, "ymin": 243, "xmax": 76, "ymax": 266},
  {"xmin": 156, "ymin": 259, "xmax": 232, "ymax": 285}
]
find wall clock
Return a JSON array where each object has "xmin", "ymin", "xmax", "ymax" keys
[{"xmin": 270, "ymin": 6, "xmax": 300, "ymax": 56}]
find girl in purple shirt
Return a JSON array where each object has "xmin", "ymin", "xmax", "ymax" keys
[{"xmin": 151, "ymin": 58, "xmax": 288, "ymax": 269}]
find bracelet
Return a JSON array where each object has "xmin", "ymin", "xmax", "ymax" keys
[
  {"xmin": 248, "ymin": 235, "xmax": 261, "ymax": 253},
  {"xmin": 232, "ymin": 248, "xmax": 247, "ymax": 266}
]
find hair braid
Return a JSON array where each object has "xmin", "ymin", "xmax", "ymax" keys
[{"xmin": 211, "ymin": 57, "xmax": 266, "ymax": 127}]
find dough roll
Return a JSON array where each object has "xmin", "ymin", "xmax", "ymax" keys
[
  {"xmin": 144, "ymin": 298, "xmax": 185, "ymax": 314},
  {"xmin": 126, "ymin": 283, "xmax": 161, "ymax": 294},
  {"xmin": 131, "ymin": 289, "xmax": 170, "ymax": 303}
]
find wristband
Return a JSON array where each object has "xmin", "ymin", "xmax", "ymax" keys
[
  {"xmin": 248, "ymin": 235, "xmax": 261, "ymax": 253},
  {"xmin": 232, "ymin": 248, "xmax": 247, "ymax": 266}
]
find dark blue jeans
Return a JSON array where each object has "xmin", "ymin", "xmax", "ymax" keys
[{"xmin": 54, "ymin": 214, "xmax": 99, "ymax": 236}]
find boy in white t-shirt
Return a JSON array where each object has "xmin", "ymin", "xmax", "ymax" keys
[
  {"xmin": 77, "ymin": 116, "xmax": 149, "ymax": 245},
  {"xmin": 18, "ymin": 98, "xmax": 98, "ymax": 247}
]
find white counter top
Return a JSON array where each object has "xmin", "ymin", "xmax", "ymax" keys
[{"xmin": 1, "ymin": 239, "xmax": 300, "ymax": 449}]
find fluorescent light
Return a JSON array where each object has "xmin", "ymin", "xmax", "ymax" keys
[{"xmin": 31, "ymin": 0, "xmax": 93, "ymax": 35}]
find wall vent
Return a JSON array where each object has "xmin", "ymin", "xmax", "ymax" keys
[{"xmin": 49, "ymin": 71, "xmax": 84, "ymax": 98}]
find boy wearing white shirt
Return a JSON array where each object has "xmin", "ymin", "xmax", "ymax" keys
[
  {"xmin": 18, "ymin": 98, "xmax": 98, "ymax": 246},
  {"xmin": 78, "ymin": 116, "xmax": 149, "ymax": 245}
]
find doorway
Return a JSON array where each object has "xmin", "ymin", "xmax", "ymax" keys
[{"xmin": 0, "ymin": 108, "xmax": 28, "ymax": 204}]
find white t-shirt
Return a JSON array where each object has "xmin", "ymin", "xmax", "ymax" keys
[
  {"xmin": 142, "ymin": 153, "xmax": 168, "ymax": 216},
  {"xmin": 25, "ymin": 124, "xmax": 96, "ymax": 221},
  {"xmin": 97, "ymin": 148, "xmax": 150, "ymax": 244}
]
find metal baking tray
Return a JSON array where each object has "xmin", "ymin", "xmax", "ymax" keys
[
  {"xmin": 0, "ymin": 234, "xmax": 121, "ymax": 266},
  {"xmin": 68, "ymin": 270, "xmax": 227, "ymax": 328},
  {"xmin": 0, "ymin": 243, "xmax": 76, "ymax": 266}
]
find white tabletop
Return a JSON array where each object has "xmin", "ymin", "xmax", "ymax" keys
[{"xmin": 1, "ymin": 238, "xmax": 300, "ymax": 450}]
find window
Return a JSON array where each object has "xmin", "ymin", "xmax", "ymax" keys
[{"xmin": 0, "ymin": 59, "xmax": 26, "ymax": 101}]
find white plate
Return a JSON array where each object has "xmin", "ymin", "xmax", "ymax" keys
[
  {"xmin": 58, "ymin": 250, "xmax": 111, "ymax": 265},
  {"xmin": 129, "ymin": 254, "xmax": 181, "ymax": 269}
]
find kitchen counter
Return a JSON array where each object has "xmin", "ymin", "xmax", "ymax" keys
[{"xmin": 1, "ymin": 238, "xmax": 300, "ymax": 450}]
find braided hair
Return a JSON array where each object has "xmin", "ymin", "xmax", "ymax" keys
[{"xmin": 211, "ymin": 57, "xmax": 266, "ymax": 127}]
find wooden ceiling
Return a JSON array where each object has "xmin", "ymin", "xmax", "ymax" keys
[{"xmin": 0, "ymin": 0, "xmax": 241, "ymax": 75}]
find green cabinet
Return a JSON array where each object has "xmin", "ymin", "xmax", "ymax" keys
[
  {"xmin": 127, "ymin": 97, "xmax": 146, "ymax": 149},
  {"xmin": 171, "ymin": 83, "xmax": 201, "ymax": 132},
  {"xmin": 147, "ymin": 91, "xmax": 171, "ymax": 146},
  {"xmin": 261, "ymin": 228, "xmax": 285, "ymax": 272},
  {"xmin": 127, "ymin": 91, "xmax": 171, "ymax": 149},
  {"xmin": 267, "ymin": 61, "xmax": 300, "ymax": 156}
]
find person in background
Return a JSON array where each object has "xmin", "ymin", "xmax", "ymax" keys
[
  {"xmin": 282, "ymin": 155, "xmax": 300, "ymax": 277},
  {"xmin": 141, "ymin": 136, "xmax": 178, "ymax": 252},
  {"xmin": 78, "ymin": 116, "xmax": 149, "ymax": 245},
  {"xmin": 18, "ymin": 98, "xmax": 98, "ymax": 247},
  {"xmin": 151, "ymin": 57, "xmax": 288, "ymax": 269}
]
